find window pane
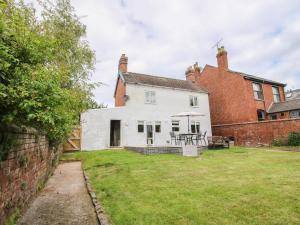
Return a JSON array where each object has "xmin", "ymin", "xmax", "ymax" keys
[
  {"xmin": 196, "ymin": 123, "xmax": 200, "ymax": 133},
  {"xmin": 151, "ymin": 92, "xmax": 156, "ymax": 104},
  {"xmin": 138, "ymin": 121, "xmax": 144, "ymax": 132},
  {"xmin": 145, "ymin": 91, "xmax": 156, "ymax": 104},
  {"xmin": 191, "ymin": 125, "xmax": 196, "ymax": 133},
  {"xmin": 257, "ymin": 110, "xmax": 265, "ymax": 121},
  {"xmin": 253, "ymin": 83, "xmax": 261, "ymax": 91},
  {"xmin": 155, "ymin": 121, "xmax": 161, "ymax": 133},
  {"xmin": 290, "ymin": 111, "xmax": 300, "ymax": 118},
  {"xmin": 155, "ymin": 125, "xmax": 161, "ymax": 132},
  {"xmin": 272, "ymin": 87, "xmax": 279, "ymax": 94},
  {"xmin": 189, "ymin": 96, "xmax": 193, "ymax": 106},
  {"xmin": 172, "ymin": 120, "xmax": 179, "ymax": 132}
]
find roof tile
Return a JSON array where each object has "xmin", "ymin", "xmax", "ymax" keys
[{"xmin": 122, "ymin": 72, "xmax": 208, "ymax": 93}]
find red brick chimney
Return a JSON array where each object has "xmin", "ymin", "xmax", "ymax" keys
[
  {"xmin": 216, "ymin": 46, "xmax": 228, "ymax": 70},
  {"xmin": 119, "ymin": 54, "xmax": 128, "ymax": 73},
  {"xmin": 186, "ymin": 62, "xmax": 201, "ymax": 83}
]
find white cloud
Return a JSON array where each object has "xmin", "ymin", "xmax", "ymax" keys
[{"xmin": 32, "ymin": 0, "xmax": 300, "ymax": 105}]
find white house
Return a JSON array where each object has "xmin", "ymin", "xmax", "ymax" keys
[{"xmin": 81, "ymin": 54, "xmax": 212, "ymax": 150}]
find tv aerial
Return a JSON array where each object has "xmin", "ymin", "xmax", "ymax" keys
[{"xmin": 211, "ymin": 38, "xmax": 223, "ymax": 50}]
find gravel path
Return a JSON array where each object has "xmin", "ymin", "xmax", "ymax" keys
[{"xmin": 18, "ymin": 161, "xmax": 99, "ymax": 225}]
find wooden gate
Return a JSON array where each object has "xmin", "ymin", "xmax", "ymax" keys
[{"xmin": 63, "ymin": 127, "xmax": 81, "ymax": 152}]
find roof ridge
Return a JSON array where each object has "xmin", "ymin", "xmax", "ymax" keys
[{"xmin": 127, "ymin": 71, "xmax": 188, "ymax": 82}]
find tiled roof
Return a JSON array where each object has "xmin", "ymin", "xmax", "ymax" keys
[
  {"xmin": 226, "ymin": 69, "xmax": 286, "ymax": 86},
  {"xmin": 286, "ymin": 89, "xmax": 300, "ymax": 101},
  {"xmin": 268, "ymin": 99, "xmax": 300, "ymax": 113},
  {"xmin": 122, "ymin": 72, "xmax": 208, "ymax": 93}
]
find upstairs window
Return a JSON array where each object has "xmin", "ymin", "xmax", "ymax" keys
[
  {"xmin": 191, "ymin": 121, "xmax": 200, "ymax": 133},
  {"xmin": 145, "ymin": 91, "xmax": 156, "ymax": 104},
  {"xmin": 137, "ymin": 121, "xmax": 144, "ymax": 133},
  {"xmin": 172, "ymin": 121, "xmax": 180, "ymax": 132},
  {"xmin": 155, "ymin": 121, "xmax": 161, "ymax": 133},
  {"xmin": 189, "ymin": 96, "xmax": 199, "ymax": 107},
  {"xmin": 257, "ymin": 109, "xmax": 265, "ymax": 121},
  {"xmin": 272, "ymin": 86, "xmax": 280, "ymax": 103},
  {"xmin": 253, "ymin": 83, "xmax": 264, "ymax": 100}
]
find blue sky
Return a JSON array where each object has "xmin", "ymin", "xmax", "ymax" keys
[{"xmin": 37, "ymin": 0, "xmax": 300, "ymax": 106}]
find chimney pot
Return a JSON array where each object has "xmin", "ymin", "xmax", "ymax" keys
[
  {"xmin": 216, "ymin": 46, "xmax": 228, "ymax": 70},
  {"xmin": 118, "ymin": 54, "xmax": 128, "ymax": 73},
  {"xmin": 185, "ymin": 62, "xmax": 201, "ymax": 82}
]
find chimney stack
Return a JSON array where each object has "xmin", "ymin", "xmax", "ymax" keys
[
  {"xmin": 118, "ymin": 54, "xmax": 128, "ymax": 73},
  {"xmin": 216, "ymin": 46, "xmax": 228, "ymax": 70},
  {"xmin": 185, "ymin": 62, "xmax": 202, "ymax": 83}
]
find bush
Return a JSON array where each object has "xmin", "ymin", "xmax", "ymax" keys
[
  {"xmin": 288, "ymin": 132, "xmax": 300, "ymax": 146},
  {"xmin": 0, "ymin": 0, "xmax": 97, "ymax": 142}
]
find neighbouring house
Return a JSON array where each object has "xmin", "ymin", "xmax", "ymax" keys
[
  {"xmin": 268, "ymin": 99, "xmax": 300, "ymax": 120},
  {"xmin": 286, "ymin": 89, "xmax": 300, "ymax": 101},
  {"xmin": 81, "ymin": 54, "xmax": 212, "ymax": 150},
  {"xmin": 189, "ymin": 46, "xmax": 300, "ymax": 146},
  {"xmin": 187, "ymin": 46, "xmax": 287, "ymax": 124}
]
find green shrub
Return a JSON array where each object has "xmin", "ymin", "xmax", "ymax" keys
[
  {"xmin": 0, "ymin": 0, "xmax": 97, "ymax": 142},
  {"xmin": 288, "ymin": 132, "xmax": 300, "ymax": 146}
]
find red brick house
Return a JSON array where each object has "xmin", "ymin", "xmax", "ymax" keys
[
  {"xmin": 186, "ymin": 46, "xmax": 287, "ymax": 125},
  {"xmin": 185, "ymin": 47, "xmax": 300, "ymax": 145}
]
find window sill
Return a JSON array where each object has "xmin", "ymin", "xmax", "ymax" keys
[{"xmin": 254, "ymin": 99, "xmax": 264, "ymax": 102}]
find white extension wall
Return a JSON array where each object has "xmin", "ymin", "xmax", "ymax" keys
[{"xmin": 81, "ymin": 84, "xmax": 212, "ymax": 150}]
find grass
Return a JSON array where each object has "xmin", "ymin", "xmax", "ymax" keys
[
  {"xmin": 62, "ymin": 148, "xmax": 300, "ymax": 225},
  {"xmin": 4, "ymin": 208, "xmax": 20, "ymax": 225}
]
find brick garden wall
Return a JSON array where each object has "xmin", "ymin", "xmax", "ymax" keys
[
  {"xmin": 0, "ymin": 126, "xmax": 62, "ymax": 225},
  {"xmin": 212, "ymin": 118, "xmax": 300, "ymax": 146}
]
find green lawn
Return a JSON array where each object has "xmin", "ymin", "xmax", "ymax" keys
[{"xmin": 63, "ymin": 148, "xmax": 300, "ymax": 225}]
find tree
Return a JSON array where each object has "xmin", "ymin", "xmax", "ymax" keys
[{"xmin": 0, "ymin": 0, "xmax": 97, "ymax": 142}]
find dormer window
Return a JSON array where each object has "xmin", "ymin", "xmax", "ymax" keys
[
  {"xmin": 145, "ymin": 91, "xmax": 156, "ymax": 104},
  {"xmin": 253, "ymin": 83, "xmax": 264, "ymax": 101},
  {"xmin": 190, "ymin": 96, "xmax": 198, "ymax": 107},
  {"xmin": 272, "ymin": 86, "xmax": 280, "ymax": 103}
]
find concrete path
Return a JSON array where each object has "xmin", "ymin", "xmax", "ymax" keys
[{"xmin": 18, "ymin": 162, "xmax": 99, "ymax": 225}]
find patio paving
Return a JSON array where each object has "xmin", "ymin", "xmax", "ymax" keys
[{"xmin": 18, "ymin": 161, "xmax": 98, "ymax": 225}]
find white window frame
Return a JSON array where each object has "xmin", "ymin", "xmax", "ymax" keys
[
  {"xmin": 137, "ymin": 121, "xmax": 144, "ymax": 133},
  {"xmin": 172, "ymin": 120, "xmax": 180, "ymax": 132},
  {"xmin": 189, "ymin": 96, "xmax": 199, "ymax": 107},
  {"xmin": 290, "ymin": 110, "xmax": 300, "ymax": 118},
  {"xmin": 191, "ymin": 121, "xmax": 200, "ymax": 133},
  {"xmin": 253, "ymin": 83, "xmax": 264, "ymax": 101},
  {"xmin": 272, "ymin": 86, "xmax": 280, "ymax": 103},
  {"xmin": 155, "ymin": 121, "xmax": 161, "ymax": 133},
  {"xmin": 145, "ymin": 91, "xmax": 156, "ymax": 104}
]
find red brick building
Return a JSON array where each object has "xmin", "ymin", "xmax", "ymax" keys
[
  {"xmin": 186, "ymin": 46, "xmax": 287, "ymax": 125},
  {"xmin": 185, "ymin": 47, "xmax": 300, "ymax": 145}
]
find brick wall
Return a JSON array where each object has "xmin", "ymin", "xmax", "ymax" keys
[
  {"xmin": 0, "ymin": 126, "xmax": 62, "ymax": 225},
  {"xmin": 114, "ymin": 77, "xmax": 126, "ymax": 107},
  {"xmin": 212, "ymin": 118, "xmax": 300, "ymax": 146},
  {"xmin": 196, "ymin": 52, "xmax": 285, "ymax": 125}
]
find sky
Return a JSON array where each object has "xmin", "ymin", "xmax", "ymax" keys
[{"xmin": 31, "ymin": 0, "xmax": 300, "ymax": 106}]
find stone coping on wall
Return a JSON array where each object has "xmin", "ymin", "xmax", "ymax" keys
[
  {"xmin": 212, "ymin": 117, "xmax": 300, "ymax": 127},
  {"xmin": 124, "ymin": 146, "xmax": 205, "ymax": 155}
]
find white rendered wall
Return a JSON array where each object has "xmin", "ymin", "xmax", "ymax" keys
[{"xmin": 81, "ymin": 84, "xmax": 212, "ymax": 150}]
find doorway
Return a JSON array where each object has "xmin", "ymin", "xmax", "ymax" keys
[
  {"xmin": 146, "ymin": 123, "xmax": 153, "ymax": 145},
  {"xmin": 110, "ymin": 120, "xmax": 121, "ymax": 147}
]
